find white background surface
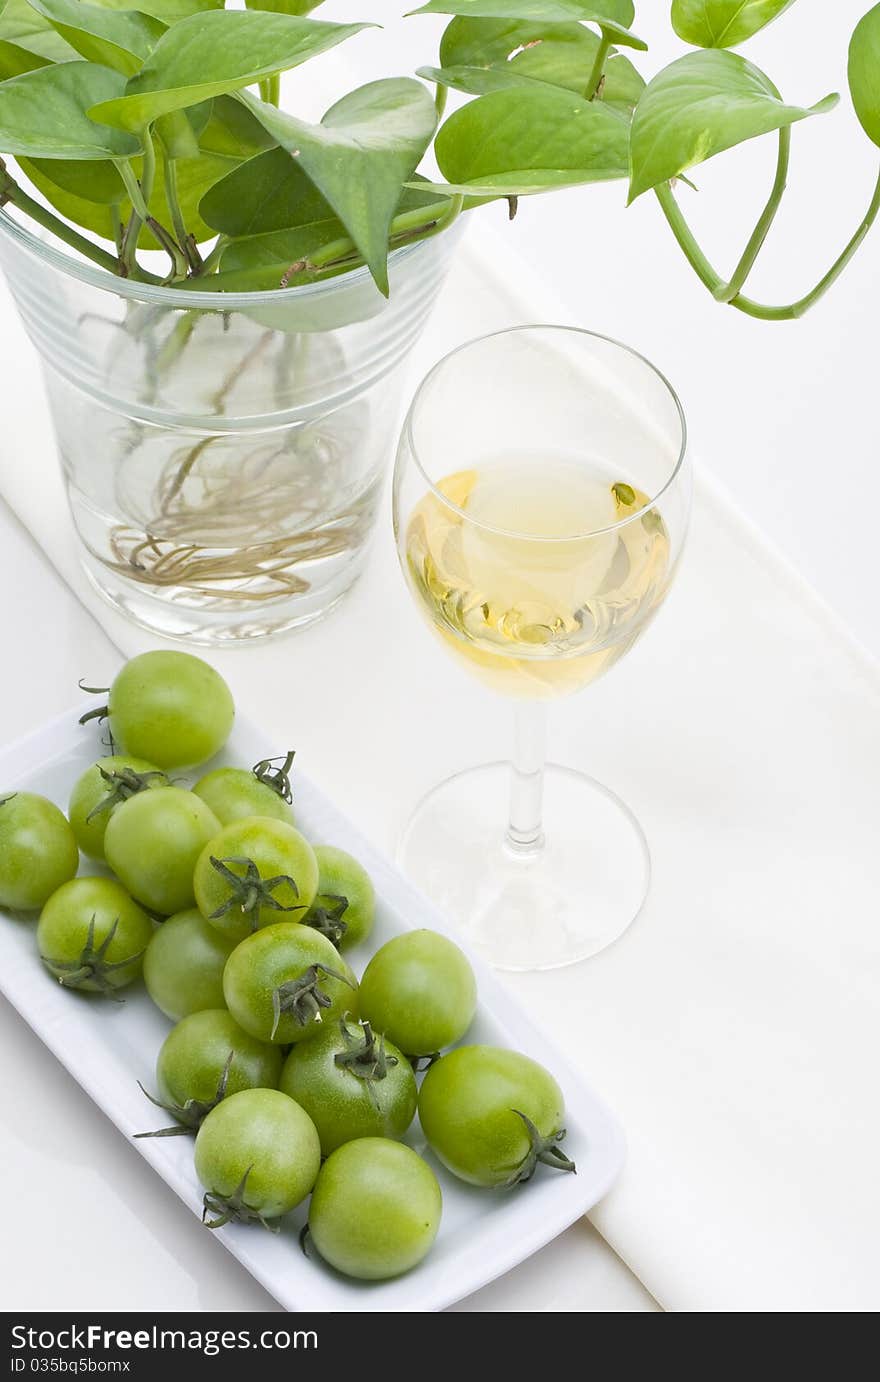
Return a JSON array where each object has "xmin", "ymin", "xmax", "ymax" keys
[{"xmin": 0, "ymin": 0, "xmax": 879, "ymax": 1316}]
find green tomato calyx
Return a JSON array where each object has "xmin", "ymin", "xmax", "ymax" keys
[
  {"xmin": 271, "ymin": 963, "xmax": 355, "ymax": 1039},
  {"xmin": 77, "ymin": 680, "xmax": 110, "ymax": 729},
  {"xmin": 334, "ymin": 1018, "xmax": 398, "ymax": 1105},
  {"xmin": 202, "ymin": 1166, "xmax": 279, "ymax": 1234},
  {"xmin": 134, "ymin": 1051, "xmax": 234, "ymax": 1140},
  {"xmin": 85, "ymin": 765, "xmax": 168, "ymax": 823},
  {"xmin": 305, "ymin": 893, "xmax": 349, "ymax": 947},
  {"xmin": 208, "ymin": 855, "xmax": 303, "ymax": 926},
  {"xmin": 334, "ymin": 1018, "xmax": 396, "ymax": 1079},
  {"xmin": 252, "ymin": 750, "xmax": 296, "ymax": 805},
  {"xmin": 40, "ymin": 914, "xmax": 145, "ymax": 1000},
  {"xmin": 501, "ymin": 1111, "xmax": 577, "ymax": 1189}
]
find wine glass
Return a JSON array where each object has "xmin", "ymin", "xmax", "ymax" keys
[{"xmin": 392, "ymin": 326, "xmax": 691, "ymax": 971}]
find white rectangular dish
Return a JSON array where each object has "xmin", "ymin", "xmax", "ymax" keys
[{"xmin": 0, "ymin": 705, "xmax": 625, "ymax": 1312}]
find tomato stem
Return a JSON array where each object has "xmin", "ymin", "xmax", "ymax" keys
[
  {"xmin": 252, "ymin": 750, "xmax": 296, "ymax": 804},
  {"xmin": 40, "ymin": 914, "xmax": 144, "ymax": 999},
  {"xmin": 500, "ymin": 1111, "xmax": 577, "ymax": 1187},
  {"xmin": 207, "ymin": 855, "xmax": 304, "ymax": 924},
  {"xmin": 134, "ymin": 1051, "xmax": 234, "ymax": 1138},
  {"xmin": 202, "ymin": 1166, "xmax": 278, "ymax": 1233},
  {"xmin": 334, "ymin": 1018, "xmax": 398, "ymax": 1088},
  {"xmin": 270, "ymin": 963, "xmax": 355, "ymax": 1039},
  {"xmin": 85, "ymin": 765, "xmax": 168, "ymax": 823},
  {"xmin": 304, "ymin": 893, "xmax": 349, "ymax": 947}
]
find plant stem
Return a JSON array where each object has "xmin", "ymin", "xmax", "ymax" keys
[
  {"xmin": 586, "ymin": 31, "xmax": 612, "ymax": 99},
  {"xmin": 507, "ymin": 701, "xmax": 546, "ymax": 855},
  {"xmin": 656, "ymin": 163, "xmax": 880, "ymax": 320},
  {"xmin": 199, "ymin": 234, "xmax": 228, "ymax": 275},
  {"xmin": 434, "ymin": 82, "xmax": 447, "ymax": 119},
  {"xmin": 117, "ymin": 159, "xmax": 148, "ymax": 275},
  {"xmin": 163, "ymin": 156, "xmax": 189, "ymax": 255},
  {"xmin": 259, "ymin": 74, "xmax": 280, "ymax": 106},
  {"xmin": 0, "ymin": 161, "xmax": 126, "ymax": 277},
  {"xmin": 716, "ymin": 126, "xmax": 790, "ymax": 303}
]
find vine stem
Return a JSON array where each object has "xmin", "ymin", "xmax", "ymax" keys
[
  {"xmin": 656, "ymin": 161, "xmax": 880, "ymax": 320},
  {"xmin": 117, "ymin": 134, "xmax": 157, "ymax": 278},
  {"xmin": 716, "ymin": 126, "xmax": 790, "ymax": 303},
  {"xmin": 585, "ymin": 31, "xmax": 612, "ymax": 100},
  {"xmin": 0, "ymin": 163, "xmax": 123, "ymax": 276},
  {"xmin": 163, "ymin": 156, "xmax": 189, "ymax": 258}
]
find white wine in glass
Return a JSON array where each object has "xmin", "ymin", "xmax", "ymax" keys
[
  {"xmin": 393, "ymin": 327, "xmax": 691, "ymax": 970},
  {"xmin": 405, "ymin": 457, "xmax": 671, "ymax": 698}
]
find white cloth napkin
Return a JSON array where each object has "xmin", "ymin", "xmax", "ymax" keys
[{"xmin": 1, "ymin": 222, "xmax": 878, "ymax": 1313}]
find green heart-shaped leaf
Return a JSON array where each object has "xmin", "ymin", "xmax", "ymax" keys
[
  {"xmin": 437, "ymin": 16, "xmax": 643, "ymax": 107},
  {"xmin": 0, "ymin": 36, "xmax": 50, "ymax": 75},
  {"xmin": 200, "ymin": 145, "xmax": 335, "ymax": 236},
  {"xmin": 91, "ymin": 0, "xmax": 223, "ymax": 19},
  {"xmin": 0, "ymin": 60, "xmax": 142, "ymax": 158},
  {"xmin": 244, "ymin": 0, "xmax": 324, "ymax": 14},
  {"xmin": 88, "ymin": 10, "xmax": 370, "ymax": 132},
  {"xmin": 408, "ymin": 1, "xmax": 646, "ymax": 49},
  {"xmin": 22, "ymin": 155, "xmax": 126, "ymax": 205},
  {"xmin": 239, "ymin": 78, "xmax": 438, "ymax": 294},
  {"xmin": 0, "ymin": 0, "xmax": 78, "ymax": 61},
  {"xmin": 433, "ymin": 83, "xmax": 629, "ymax": 194},
  {"xmin": 19, "ymin": 156, "xmax": 121, "ymax": 238},
  {"xmin": 849, "ymin": 2, "xmax": 880, "ymax": 148},
  {"xmin": 628, "ymin": 49, "xmax": 837, "ymax": 201},
  {"xmin": 25, "ymin": 0, "xmax": 164, "ymax": 75},
  {"xmin": 671, "ymin": 1, "xmax": 798, "ymax": 49},
  {"xmin": 196, "ymin": 93, "xmax": 277, "ymax": 160}
]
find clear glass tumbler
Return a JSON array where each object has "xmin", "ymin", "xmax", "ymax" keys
[
  {"xmin": 0, "ymin": 206, "xmax": 458, "ymax": 644},
  {"xmin": 393, "ymin": 326, "xmax": 691, "ymax": 970}
]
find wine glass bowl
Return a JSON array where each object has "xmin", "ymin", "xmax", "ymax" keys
[{"xmin": 393, "ymin": 326, "xmax": 690, "ymax": 971}]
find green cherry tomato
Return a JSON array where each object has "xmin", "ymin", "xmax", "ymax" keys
[
  {"xmin": 192, "ymin": 764, "xmax": 294, "ymax": 828},
  {"xmin": 358, "ymin": 930, "xmax": 477, "ymax": 1057},
  {"xmin": 223, "ymin": 922, "xmax": 357, "ymax": 1045},
  {"xmin": 37, "ymin": 876, "xmax": 153, "ymax": 994},
  {"xmin": 68, "ymin": 756, "xmax": 167, "ymax": 862},
  {"xmin": 194, "ymin": 1088, "xmax": 321, "ymax": 1227},
  {"xmin": 83, "ymin": 651, "xmax": 234, "ymax": 769},
  {"xmin": 143, "ymin": 909, "xmax": 237, "ymax": 1021},
  {"xmin": 303, "ymin": 845, "xmax": 376, "ymax": 951},
  {"xmin": 140, "ymin": 1009, "xmax": 282, "ymax": 1134},
  {"xmin": 280, "ymin": 1017, "xmax": 417, "ymax": 1156},
  {"xmin": 418, "ymin": 1045, "xmax": 576, "ymax": 1189},
  {"xmin": 194, "ymin": 817, "xmax": 319, "ymax": 944},
  {"xmin": 104, "ymin": 787, "xmax": 221, "ymax": 915},
  {"xmin": 308, "ymin": 1139, "xmax": 442, "ymax": 1281},
  {"xmin": 0, "ymin": 791, "xmax": 79, "ymax": 911}
]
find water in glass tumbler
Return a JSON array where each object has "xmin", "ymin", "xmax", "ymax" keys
[{"xmin": 405, "ymin": 454, "xmax": 671, "ymax": 697}]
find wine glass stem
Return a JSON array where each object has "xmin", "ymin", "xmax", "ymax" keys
[{"xmin": 506, "ymin": 700, "xmax": 547, "ymax": 856}]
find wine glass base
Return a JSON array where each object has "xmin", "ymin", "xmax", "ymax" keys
[{"xmin": 397, "ymin": 762, "xmax": 650, "ymax": 972}]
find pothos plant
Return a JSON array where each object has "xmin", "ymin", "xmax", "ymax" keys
[{"xmin": 0, "ymin": 0, "xmax": 877, "ymax": 315}]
